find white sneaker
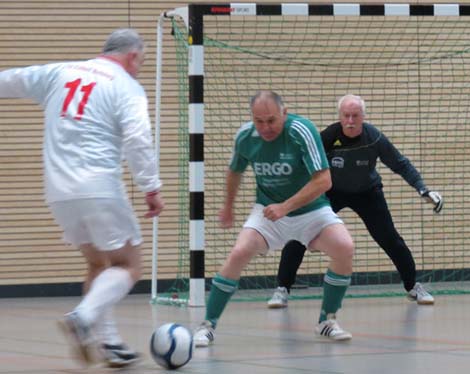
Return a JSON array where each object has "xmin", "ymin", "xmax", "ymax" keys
[
  {"xmin": 194, "ymin": 321, "xmax": 215, "ymax": 347},
  {"xmin": 267, "ymin": 287, "xmax": 289, "ymax": 309},
  {"xmin": 408, "ymin": 282, "xmax": 434, "ymax": 305},
  {"xmin": 58, "ymin": 312, "xmax": 98, "ymax": 364},
  {"xmin": 315, "ymin": 315, "xmax": 352, "ymax": 341}
]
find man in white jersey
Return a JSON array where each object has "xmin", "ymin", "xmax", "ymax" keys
[
  {"xmin": 0, "ymin": 29, "xmax": 163, "ymax": 368},
  {"xmin": 193, "ymin": 91, "xmax": 354, "ymax": 347}
]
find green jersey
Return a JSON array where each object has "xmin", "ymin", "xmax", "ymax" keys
[{"xmin": 230, "ymin": 113, "xmax": 330, "ymax": 216}]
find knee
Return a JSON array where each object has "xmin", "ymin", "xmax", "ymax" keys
[
  {"xmin": 333, "ymin": 239, "xmax": 355, "ymax": 266},
  {"xmin": 344, "ymin": 239, "xmax": 355, "ymax": 258},
  {"xmin": 221, "ymin": 246, "xmax": 254, "ymax": 279},
  {"xmin": 284, "ymin": 240, "xmax": 307, "ymax": 254},
  {"xmin": 87, "ymin": 259, "xmax": 108, "ymax": 278},
  {"xmin": 343, "ymin": 238, "xmax": 355, "ymax": 260},
  {"xmin": 108, "ymin": 244, "xmax": 142, "ymax": 282},
  {"xmin": 227, "ymin": 246, "xmax": 253, "ymax": 267}
]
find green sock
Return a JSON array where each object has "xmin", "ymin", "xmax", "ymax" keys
[
  {"xmin": 319, "ymin": 269, "xmax": 351, "ymax": 323},
  {"xmin": 205, "ymin": 273, "xmax": 239, "ymax": 328}
]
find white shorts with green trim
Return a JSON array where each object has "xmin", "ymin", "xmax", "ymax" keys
[{"xmin": 243, "ymin": 204, "xmax": 343, "ymax": 251}]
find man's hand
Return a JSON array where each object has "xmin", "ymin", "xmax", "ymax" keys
[
  {"xmin": 263, "ymin": 203, "xmax": 288, "ymax": 221},
  {"xmin": 145, "ymin": 191, "xmax": 165, "ymax": 218},
  {"xmin": 419, "ymin": 188, "xmax": 443, "ymax": 214}
]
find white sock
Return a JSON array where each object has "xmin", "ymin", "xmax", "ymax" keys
[
  {"xmin": 75, "ymin": 267, "xmax": 133, "ymax": 326},
  {"xmin": 96, "ymin": 308, "xmax": 123, "ymax": 346}
]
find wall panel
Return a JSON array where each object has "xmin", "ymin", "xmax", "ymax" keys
[{"xmin": 1, "ymin": 0, "xmax": 469, "ymax": 292}]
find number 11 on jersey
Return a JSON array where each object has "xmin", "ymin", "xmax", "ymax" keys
[{"xmin": 61, "ymin": 78, "xmax": 96, "ymax": 120}]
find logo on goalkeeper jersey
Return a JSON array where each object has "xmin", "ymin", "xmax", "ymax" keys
[
  {"xmin": 331, "ymin": 157, "xmax": 344, "ymax": 168},
  {"xmin": 253, "ymin": 162, "xmax": 293, "ymax": 176}
]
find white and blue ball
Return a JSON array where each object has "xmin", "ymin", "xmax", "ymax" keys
[{"xmin": 150, "ymin": 323, "xmax": 193, "ymax": 370}]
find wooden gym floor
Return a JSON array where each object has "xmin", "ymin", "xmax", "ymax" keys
[{"xmin": 1, "ymin": 291, "xmax": 470, "ymax": 373}]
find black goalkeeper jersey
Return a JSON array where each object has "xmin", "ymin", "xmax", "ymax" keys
[{"xmin": 321, "ymin": 122, "xmax": 426, "ymax": 194}]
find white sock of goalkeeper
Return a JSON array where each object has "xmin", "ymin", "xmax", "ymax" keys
[{"xmin": 74, "ymin": 267, "xmax": 134, "ymax": 327}]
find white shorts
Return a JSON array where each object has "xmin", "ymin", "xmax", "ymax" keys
[
  {"xmin": 49, "ymin": 198, "xmax": 142, "ymax": 251},
  {"xmin": 243, "ymin": 204, "xmax": 343, "ymax": 251}
]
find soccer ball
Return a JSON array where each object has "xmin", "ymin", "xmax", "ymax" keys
[{"xmin": 150, "ymin": 323, "xmax": 193, "ymax": 370}]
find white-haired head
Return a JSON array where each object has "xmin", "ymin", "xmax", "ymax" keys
[
  {"xmin": 101, "ymin": 28, "xmax": 145, "ymax": 78},
  {"xmin": 338, "ymin": 94, "xmax": 366, "ymax": 116},
  {"xmin": 102, "ymin": 28, "xmax": 144, "ymax": 55},
  {"xmin": 337, "ymin": 94, "xmax": 366, "ymax": 138}
]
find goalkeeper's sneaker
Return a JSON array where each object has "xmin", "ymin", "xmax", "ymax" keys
[
  {"xmin": 315, "ymin": 315, "xmax": 352, "ymax": 341},
  {"xmin": 267, "ymin": 287, "xmax": 289, "ymax": 309},
  {"xmin": 101, "ymin": 343, "xmax": 140, "ymax": 368},
  {"xmin": 407, "ymin": 282, "xmax": 435, "ymax": 305},
  {"xmin": 194, "ymin": 321, "xmax": 215, "ymax": 347}
]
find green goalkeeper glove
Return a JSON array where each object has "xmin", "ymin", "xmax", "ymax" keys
[{"xmin": 419, "ymin": 188, "xmax": 443, "ymax": 213}]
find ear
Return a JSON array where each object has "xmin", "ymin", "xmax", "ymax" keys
[{"xmin": 127, "ymin": 51, "xmax": 138, "ymax": 64}]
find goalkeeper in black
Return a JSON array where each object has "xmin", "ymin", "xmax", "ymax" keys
[{"xmin": 268, "ymin": 94, "xmax": 442, "ymax": 308}]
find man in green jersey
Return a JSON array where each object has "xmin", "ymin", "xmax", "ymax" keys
[{"xmin": 193, "ymin": 91, "xmax": 355, "ymax": 347}]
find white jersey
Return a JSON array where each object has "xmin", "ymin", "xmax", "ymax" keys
[{"xmin": 0, "ymin": 57, "xmax": 162, "ymax": 203}]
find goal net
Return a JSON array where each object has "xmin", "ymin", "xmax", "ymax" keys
[{"xmin": 158, "ymin": 3, "xmax": 470, "ymax": 304}]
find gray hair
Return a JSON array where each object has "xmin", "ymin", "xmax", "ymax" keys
[
  {"xmin": 338, "ymin": 94, "xmax": 366, "ymax": 115},
  {"xmin": 250, "ymin": 90, "xmax": 285, "ymax": 111},
  {"xmin": 102, "ymin": 28, "xmax": 144, "ymax": 54}
]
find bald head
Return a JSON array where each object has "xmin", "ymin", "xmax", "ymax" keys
[
  {"xmin": 250, "ymin": 90, "xmax": 285, "ymax": 111},
  {"xmin": 250, "ymin": 91, "xmax": 287, "ymax": 142}
]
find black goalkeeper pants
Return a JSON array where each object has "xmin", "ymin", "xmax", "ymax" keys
[{"xmin": 278, "ymin": 185, "xmax": 416, "ymax": 292}]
